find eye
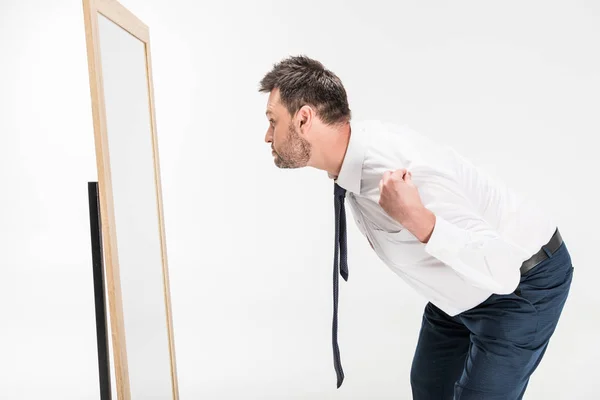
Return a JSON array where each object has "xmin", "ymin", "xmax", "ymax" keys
[{"xmin": 269, "ymin": 119, "xmax": 275, "ymax": 127}]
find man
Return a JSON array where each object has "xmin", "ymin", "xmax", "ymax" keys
[{"xmin": 258, "ymin": 55, "xmax": 573, "ymax": 399}]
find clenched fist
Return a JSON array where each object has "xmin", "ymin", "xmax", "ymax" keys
[{"xmin": 378, "ymin": 169, "xmax": 436, "ymax": 243}]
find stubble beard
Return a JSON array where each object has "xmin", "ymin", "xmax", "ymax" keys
[{"xmin": 273, "ymin": 123, "xmax": 311, "ymax": 169}]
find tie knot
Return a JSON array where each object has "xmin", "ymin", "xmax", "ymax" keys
[{"xmin": 334, "ymin": 183, "xmax": 346, "ymax": 198}]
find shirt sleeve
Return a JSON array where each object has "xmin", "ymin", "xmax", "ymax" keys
[{"xmin": 423, "ymin": 202, "xmax": 528, "ymax": 294}]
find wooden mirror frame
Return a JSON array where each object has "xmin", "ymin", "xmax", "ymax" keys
[{"xmin": 82, "ymin": 1, "xmax": 179, "ymax": 398}]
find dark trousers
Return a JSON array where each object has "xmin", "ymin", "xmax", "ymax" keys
[{"xmin": 410, "ymin": 241, "xmax": 574, "ymax": 399}]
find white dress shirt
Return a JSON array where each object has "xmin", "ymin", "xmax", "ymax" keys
[{"xmin": 335, "ymin": 120, "xmax": 557, "ymax": 316}]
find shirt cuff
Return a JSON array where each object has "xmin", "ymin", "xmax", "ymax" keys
[
  {"xmin": 423, "ymin": 214, "xmax": 518, "ymax": 294},
  {"xmin": 424, "ymin": 215, "xmax": 470, "ymax": 261}
]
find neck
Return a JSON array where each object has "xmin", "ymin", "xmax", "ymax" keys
[{"xmin": 309, "ymin": 122, "xmax": 351, "ymax": 178}]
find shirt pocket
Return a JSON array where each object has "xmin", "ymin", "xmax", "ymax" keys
[{"xmin": 368, "ymin": 227, "xmax": 430, "ymax": 268}]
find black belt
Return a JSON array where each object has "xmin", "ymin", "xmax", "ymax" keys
[{"xmin": 520, "ymin": 228, "xmax": 563, "ymax": 275}]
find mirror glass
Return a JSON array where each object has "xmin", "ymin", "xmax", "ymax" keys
[{"xmin": 98, "ymin": 13, "xmax": 173, "ymax": 398}]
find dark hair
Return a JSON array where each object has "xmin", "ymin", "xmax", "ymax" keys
[{"xmin": 259, "ymin": 55, "xmax": 351, "ymax": 125}]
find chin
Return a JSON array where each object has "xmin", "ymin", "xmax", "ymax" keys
[
  {"xmin": 274, "ymin": 156, "xmax": 303, "ymax": 169},
  {"xmin": 275, "ymin": 161, "xmax": 294, "ymax": 169}
]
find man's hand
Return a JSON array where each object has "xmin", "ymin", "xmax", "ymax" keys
[{"xmin": 378, "ymin": 169, "xmax": 436, "ymax": 243}]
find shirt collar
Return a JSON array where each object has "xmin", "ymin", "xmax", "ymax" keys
[{"xmin": 334, "ymin": 121, "xmax": 368, "ymax": 195}]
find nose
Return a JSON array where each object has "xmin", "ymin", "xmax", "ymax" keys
[{"xmin": 264, "ymin": 129, "xmax": 272, "ymax": 144}]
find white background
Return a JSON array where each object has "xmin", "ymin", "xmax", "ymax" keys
[{"xmin": 1, "ymin": 1, "xmax": 598, "ymax": 399}]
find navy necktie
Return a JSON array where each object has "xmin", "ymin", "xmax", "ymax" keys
[{"xmin": 333, "ymin": 183, "xmax": 349, "ymax": 388}]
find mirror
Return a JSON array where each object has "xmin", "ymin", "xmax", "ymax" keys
[{"xmin": 82, "ymin": 0, "xmax": 179, "ymax": 399}]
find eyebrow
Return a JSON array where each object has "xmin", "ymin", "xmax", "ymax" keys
[{"xmin": 266, "ymin": 110, "xmax": 273, "ymax": 117}]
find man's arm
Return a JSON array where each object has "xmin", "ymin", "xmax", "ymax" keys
[
  {"xmin": 379, "ymin": 168, "xmax": 526, "ymax": 294},
  {"xmin": 420, "ymin": 203, "xmax": 524, "ymax": 294}
]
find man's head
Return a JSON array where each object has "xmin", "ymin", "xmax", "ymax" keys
[{"xmin": 259, "ymin": 55, "xmax": 351, "ymax": 169}]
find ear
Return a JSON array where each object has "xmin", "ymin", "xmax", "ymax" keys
[{"xmin": 296, "ymin": 105, "xmax": 314, "ymax": 132}]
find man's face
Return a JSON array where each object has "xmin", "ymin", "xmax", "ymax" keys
[{"xmin": 264, "ymin": 89, "xmax": 311, "ymax": 169}]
